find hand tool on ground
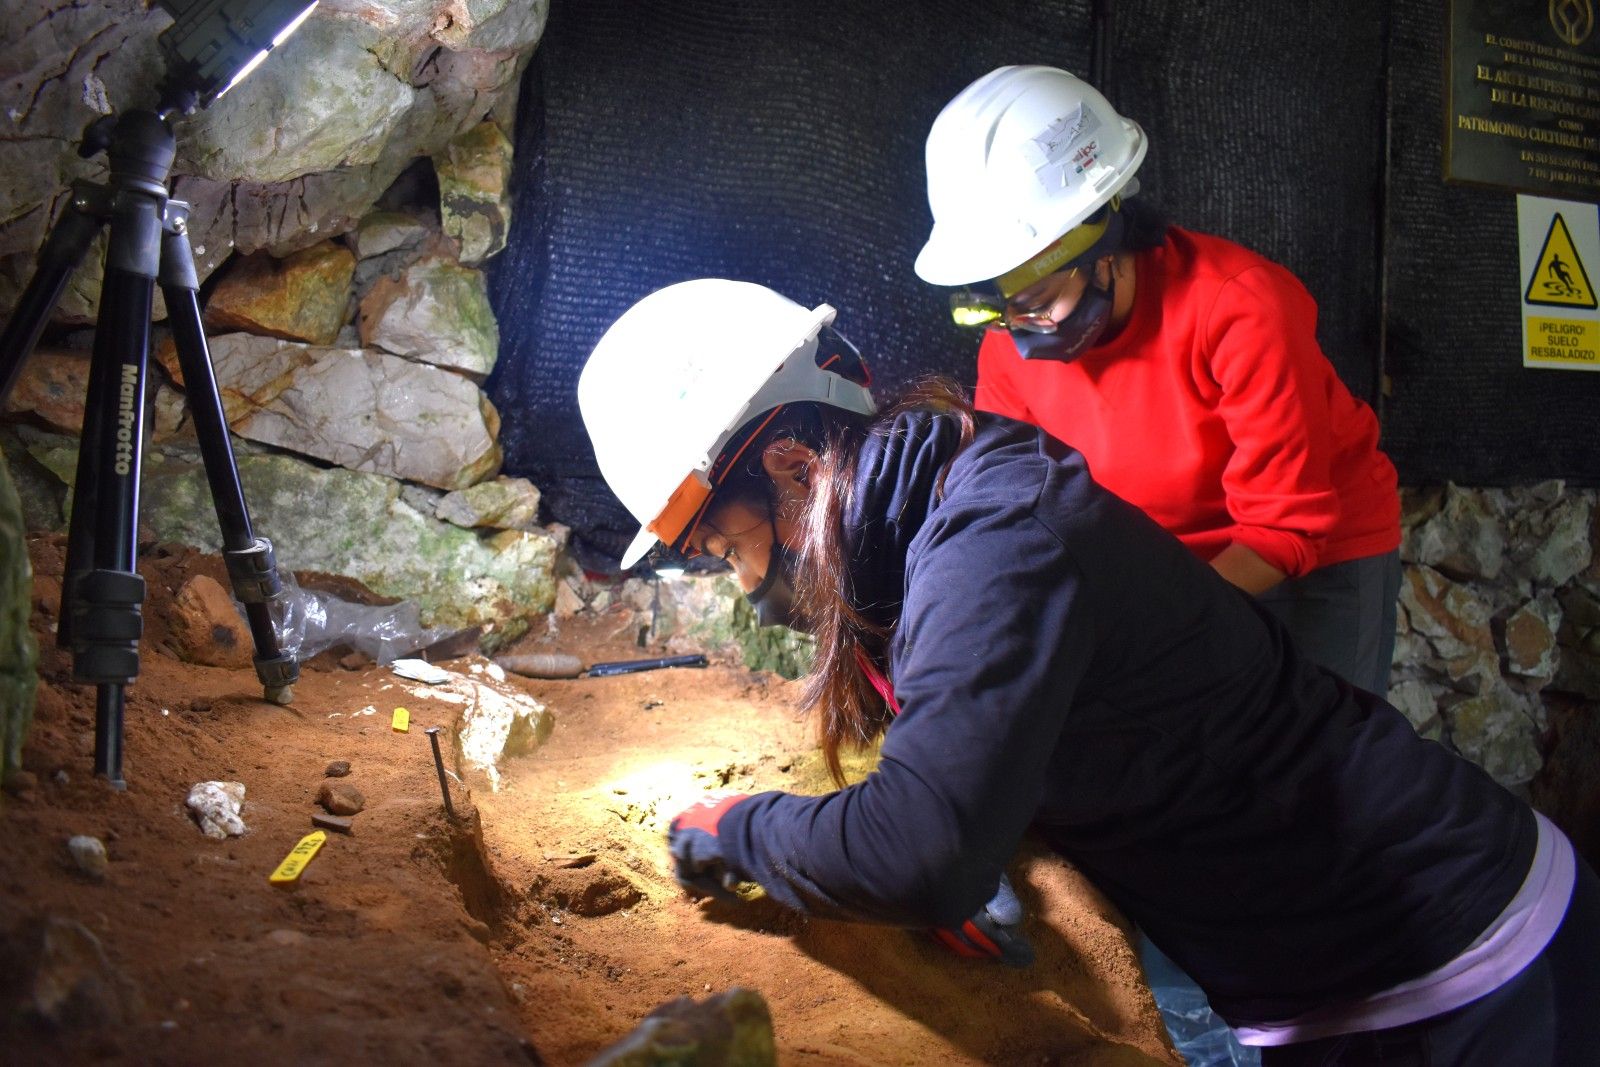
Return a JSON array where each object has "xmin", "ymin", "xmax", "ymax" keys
[
  {"xmin": 494, "ymin": 652, "xmax": 709, "ymax": 679},
  {"xmin": 424, "ymin": 726, "xmax": 456, "ymax": 820}
]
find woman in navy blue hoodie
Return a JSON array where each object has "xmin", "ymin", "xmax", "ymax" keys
[{"xmin": 578, "ymin": 280, "xmax": 1599, "ymax": 1065}]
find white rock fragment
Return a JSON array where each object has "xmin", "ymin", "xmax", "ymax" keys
[
  {"xmin": 186, "ymin": 781, "xmax": 247, "ymax": 839},
  {"xmin": 410, "ymin": 674, "xmax": 553, "ymax": 791},
  {"xmin": 67, "ymin": 835, "xmax": 108, "ymax": 879},
  {"xmin": 391, "ymin": 658, "xmax": 450, "ymax": 684}
]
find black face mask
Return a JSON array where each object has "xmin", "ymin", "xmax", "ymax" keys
[
  {"xmin": 1012, "ymin": 272, "xmax": 1115, "ymax": 363},
  {"xmin": 746, "ymin": 511, "xmax": 802, "ymax": 630}
]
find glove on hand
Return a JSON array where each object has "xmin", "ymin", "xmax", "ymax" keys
[
  {"xmin": 931, "ymin": 873, "xmax": 1035, "ymax": 968},
  {"xmin": 667, "ymin": 794, "xmax": 750, "ymax": 901}
]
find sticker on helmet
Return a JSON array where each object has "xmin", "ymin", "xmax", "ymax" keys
[{"xmin": 1023, "ymin": 105, "xmax": 1103, "ymax": 191}]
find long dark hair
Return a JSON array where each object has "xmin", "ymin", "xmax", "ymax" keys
[
  {"xmin": 792, "ymin": 376, "xmax": 976, "ymax": 784},
  {"xmin": 707, "ymin": 377, "xmax": 977, "ymax": 783}
]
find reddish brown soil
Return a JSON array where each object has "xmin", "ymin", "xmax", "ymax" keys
[{"xmin": 1, "ymin": 536, "xmax": 1175, "ymax": 1066}]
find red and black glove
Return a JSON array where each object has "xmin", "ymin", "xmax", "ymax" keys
[
  {"xmin": 931, "ymin": 873, "xmax": 1035, "ymax": 968},
  {"xmin": 667, "ymin": 794, "xmax": 750, "ymax": 901}
]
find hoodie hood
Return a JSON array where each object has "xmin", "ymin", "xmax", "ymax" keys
[{"xmin": 844, "ymin": 409, "xmax": 969, "ymax": 631}]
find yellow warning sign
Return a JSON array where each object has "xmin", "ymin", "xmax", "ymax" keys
[
  {"xmin": 1526, "ymin": 317, "xmax": 1600, "ymax": 365},
  {"xmin": 1524, "ymin": 213, "xmax": 1598, "ymax": 309}
]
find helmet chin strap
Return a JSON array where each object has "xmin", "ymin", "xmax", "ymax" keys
[{"xmin": 1012, "ymin": 271, "xmax": 1116, "ymax": 363}]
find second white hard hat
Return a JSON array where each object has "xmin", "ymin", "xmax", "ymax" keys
[
  {"xmin": 578, "ymin": 279, "xmax": 877, "ymax": 569},
  {"xmin": 914, "ymin": 65, "xmax": 1147, "ymax": 287}
]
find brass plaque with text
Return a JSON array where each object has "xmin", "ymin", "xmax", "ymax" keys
[{"xmin": 1446, "ymin": 0, "xmax": 1600, "ymax": 198}]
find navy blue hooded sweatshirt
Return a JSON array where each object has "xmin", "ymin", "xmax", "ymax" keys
[{"xmin": 716, "ymin": 410, "xmax": 1534, "ymax": 1025}]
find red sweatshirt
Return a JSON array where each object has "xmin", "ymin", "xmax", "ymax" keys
[{"xmin": 975, "ymin": 228, "xmax": 1399, "ymax": 577}]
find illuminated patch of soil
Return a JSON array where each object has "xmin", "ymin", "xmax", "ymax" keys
[{"xmin": 476, "ymin": 614, "xmax": 1176, "ymax": 1066}]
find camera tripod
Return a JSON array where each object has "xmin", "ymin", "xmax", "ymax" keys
[{"xmin": 0, "ymin": 94, "xmax": 298, "ymax": 788}]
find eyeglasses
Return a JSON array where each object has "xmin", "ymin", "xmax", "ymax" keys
[{"xmin": 948, "ymin": 270, "xmax": 1080, "ymax": 334}]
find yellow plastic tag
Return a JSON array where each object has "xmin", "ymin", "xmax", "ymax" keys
[
  {"xmin": 269, "ymin": 830, "xmax": 327, "ymax": 885},
  {"xmin": 391, "ymin": 706, "xmax": 410, "ymax": 732}
]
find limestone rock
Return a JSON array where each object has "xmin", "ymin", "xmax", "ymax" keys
[
  {"xmin": 436, "ymin": 477, "xmax": 541, "ymax": 529},
  {"xmin": 1555, "ymin": 585, "xmax": 1600, "ymax": 699},
  {"xmin": 587, "ymin": 987, "xmax": 776, "ymax": 1067},
  {"xmin": 203, "ymin": 242, "xmax": 358, "ymax": 345},
  {"xmin": 175, "ymin": 16, "xmax": 416, "ymax": 184},
  {"xmin": 1, "ymin": 0, "xmax": 546, "ymax": 317},
  {"xmin": 1386, "ymin": 679, "xmax": 1444, "ymax": 741},
  {"xmin": 4, "ymin": 915, "xmax": 141, "ymax": 1028},
  {"xmin": 427, "ymin": 671, "xmax": 553, "ymax": 791},
  {"xmin": 1499, "ymin": 594, "xmax": 1560, "ymax": 685},
  {"xmin": 553, "ymin": 579, "xmax": 585, "ymax": 618},
  {"xmin": 171, "ymin": 162, "xmax": 407, "ymax": 274},
  {"xmin": 317, "ymin": 781, "xmax": 366, "ymax": 816},
  {"xmin": 1388, "ymin": 485, "xmax": 1600, "ymax": 797},
  {"xmin": 1440, "ymin": 683, "xmax": 1544, "ymax": 787},
  {"xmin": 2, "ymin": 347, "xmax": 90, "ymax": 433},
  {"xmin": 1398, "ymin": 565, "xmax": 1498, "ymax": 694},
  {"xmin": 169, "ymin": 34, "xmax": 527, "ymax": 266},
  {"xmin": 168, "ymin": 332, "xmax": 502, "ymax": 490},
  {"xmin": 620, "ymin": 579, "xmax": 656, "ymax": 612},
  {"xmin": 399, "ymin": 482, "xmax": 445, "ymax": 515},
  {"xmin": 0, "ymin": 443, "xmax": 63, "ymax": 534},
  {"xmin": 435, "ymin": 121, "xmax": 513, "ymax": 264},
  {"xmin": 428, "ymin": 0, "xmax": 550, "ymax": 52},
  {"xmin": 0, "ymin": 444, "xmax": 38, "ymax": 786},
  {"xmin": 1405, "ymin": 484, "xmax": 1504, "ymax": 581},
  {"xmin": 1505, "ymin": 486, "xmax": 1593, "ymax": 588},
  {"xmin": 114, "ymin": 443, "xmax": 554, "ymax": 633},
  {"xmin": 354, "ymin": 210, "xmax": 433, "ymax": 260},
  {"xmin": 166, "ymin": 575, "xmax": 253, "ymax": 669},
  {"xmin": 655, "ymin": 575, "xmax": 813, "ymax": 678},
  {"xmin": 186, "ymin": 781, "xmax": 247, "ymax": 839},
  {"xmin": 358, "ymin": 255, "xmax": 499, "ymax": 377},
  {"xmin": 325, "ymin": 760, "xmax": 352, "ymax": 778},
  {"xmin": 149, "ymin": 383, "xmax": 192, "ymax": 443},
  {"xmin": 0, "ymin": 0, "xmax": 165, "ymax": 292}
]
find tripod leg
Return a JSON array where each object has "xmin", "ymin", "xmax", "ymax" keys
[
  {"xmin": 66, "ymin": 252, "xmax": 158, "ymax": 788},
  {"xmin": 159, "ymin": 215, "xmax": 298, "ymax": 703},
  {"xmin": 0, "ymin": 191, "xmax": 104, "ymax": 402}
]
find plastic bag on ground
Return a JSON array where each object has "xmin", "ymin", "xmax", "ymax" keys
[
  {"xmin": 1138, "ymin": 933, "xmax": 1261, "ymax": 1067},
  {"xmin": 257, "ymin": 570, "xmax": 452, "ymax": 665}
]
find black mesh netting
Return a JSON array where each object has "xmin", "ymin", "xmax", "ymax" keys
[
  {"xmin": 487, "ymin": 1, "xmax": 1398, "ymax": 565},
  {"xmin": 1383, "ymin": 3, "xmax": 1600, "ymax": 486}
]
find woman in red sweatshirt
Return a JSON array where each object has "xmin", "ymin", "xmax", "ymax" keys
[{"xmin": 917, "ymin": 65, "xmax": 1402, "ymax": 698}]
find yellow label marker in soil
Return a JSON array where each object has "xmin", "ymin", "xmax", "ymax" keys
[
  {"xmin": 392, "ymin": 706, "xmax": 411, "ymax": 732},
  {"xmin": 269, "ymin": 830, "xmax": 328, "ymax": 886}
]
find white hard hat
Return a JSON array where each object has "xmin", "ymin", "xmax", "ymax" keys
[
  {"xmin": 579, "ymin": 279, "xmax": 877, "ymax": 569},
  {"xmin": 914, "ymin": 65, "xmax": 1147, "ymax": 287}
]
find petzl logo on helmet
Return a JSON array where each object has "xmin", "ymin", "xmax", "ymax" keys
[{"xmin": 1551, "ymin": 0, "xmax": 1595, "ymax": 46}]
